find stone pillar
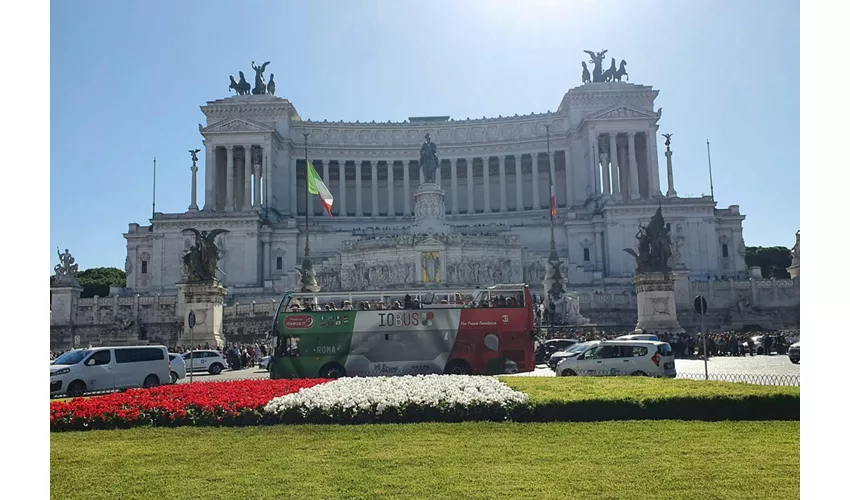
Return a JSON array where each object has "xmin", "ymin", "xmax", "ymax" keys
[
  {"xmin": 316, "ymin": 160, "xmax": 333, "ymax": 217},
  {"xmin": 609, "ymin": 134, "xmax": 621, "ymax": 200},
  {"xmin": 290, "ymin": 156, "xmax": 298, "ymax": 215},
  {"xmin": 263, "ymin": 142, "xmax": 272, "ymax": 208},
  {"xmin": 482, "ymin": 156, "xmax": 491, "ymax": 213},
  {"xmin": 203, "ymin": 143, "xmax": 215, "ymax": 211},
  {"xmin": 648, "ymin": 130, "xmax": 663, "ymax": 197},
  {"xmin": 402, "ymin": 160, "xmax": 411, "ymax": 216},
  {"xmin": 594, "ymin": 230, "xmax": 604, "ymax": 272},
  {"xmin": 435, "ymin": 161, "xmax": 442, "ymax": 185},
  {"xmin": 253, "ymin": 162, "xmax": 262, "ymax": 208},
  {"xmin": 177, "ymin": 282, "xmax": 228, "ymax": 348},
  {"xmin": 633, "ymin": 273, "xmax": 684, "ymax": 334},
  {"xmin": 466, "ymin": 158, "xmax": 474, "ymax": 214},
  {"xmin": 234, "ymin": 154, "xmax": 245, "ymax": 211},
  {"xmin": 224, "ymin": 146, "xmax": 234, "ymax": 212},
  {"xmin": 627, "ymin": 132, "xmax": 640, "ymax": 200},
  {"xmin": 387, "ymin": 160, "xmax": 395, "ymax": 217},
  {"xmin": 531, "ymin": 153, "xmax": 541, "ymax": 210},
  {"xmin": 665, "ymin": 145, "xmax": 678, "ymax": 198},
  {"xmin": 514, "ymin": 154, "xmax": 524, "ymax": 211},
  {"xmin": 355, "ymin": 161, "xmax": 363, "ymax": 216},
  {"xmin": 189, "ymin": 163, "xmax": 199, "ymax": 211},
  {"xmin": 243, "ymin": 146, "xmax": 253, "ymax": 211},
  {"xmin": 498, "ymin": 155, "xmax": 507, "ymax": 212},
  {"xmin": 601, "ymin": 149, "xmax": 611, "ymax": 198},
  {"xmin": 563, "ymin": 149, "xmax": 573, "ymax": 207},
  {"xmin": 450, "ymin": 158, "xmax": 459, "ymax": 214},
  {"xmin": 588, "ymin": 132, "xmax": 599, "ymax": 196},
  {"xmin": 338, "ymin": 160, "xmax": 347, "ymax": 216},
  {"xmin": 371, "ymin": 161, "xmax": 378, "ymax": 216}
]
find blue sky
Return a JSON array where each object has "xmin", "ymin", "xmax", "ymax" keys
[{"xmin": 50, "ymin": 0, "xmax": 800, "ymax": 272}]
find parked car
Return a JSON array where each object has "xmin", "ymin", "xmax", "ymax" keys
[
  {"xmin": 788, "ymin": 342, "xmax": 800, "ymax": 364},
  {"xmin": 547, "ymin": 341, "xmax": 600, "ymax": 371},
  {"xmin": 616, "ymin": 334, "xmax": 659, "ymax": 341},
  {"xmin": 51, "ymin": 346, "xmax": 170, "ymax": 397},
  {"xmin": 182, "ymin": 350, "xmax": 229, "ymax": 375},
  {"xmin": 535, "ymin": 339, "xmax": 580, "ymax": 365},
  {"xmin": 168, "ymin": 353, "xmax": 186, "ymax": 383},
  {"xmin": 555, "ymin": 340, "xmax": 676, "ymax": 378}
]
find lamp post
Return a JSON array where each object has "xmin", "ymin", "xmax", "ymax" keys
[
  {"xmin": 543, "ymin": 124, "xmax": 565, "ymax": 330},
  {"xmin": 300, "ymin": 133, "xmax": 319, "ymax": 292}
]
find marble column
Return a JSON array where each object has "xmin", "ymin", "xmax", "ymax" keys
[
  {"xmin": 387, "ymin": 160, "xmax": 395, "ymax": 216},
  {"xmin": 608, "ymin": 135, "xmax": 621, "ymax": 200},
  {"xmin": 601, "ymin": 148, "xmax": 611, "ymax": 198},
  {"xmin": 338, "ymin": 160, "xmax": 347, "ymax": 216},
  {"xmin": 665, "ymin": 146, "xmax": 678, "ymax": 198},
  {"xmin": 588, "ymin": 132, "xmax": 599, "ymax": 196},
  {"xmin": 450, "ymin": 158, "xmax": 459, "ymax": 214},
  {"xmin": 235, "ymin": 154, "xmax": 245, "ymax": 210},
  {"xmin": 355, "ymin": 161, "xmax": 363, "ymax": 216},
  {"xmin": 290, "ymin": 156, "xmax": 298, "ymax": 215},
  {"xmin": 648, "ymin": 130, "xmax": 663, "ymax": 196},
  {"xmin": 370, "ymin": 161, "xmax": 378, "ymax": 216},
  {"xmin": 514, "ymin": 154, "xmax": 524, "ymax": 211},
  {"xmin": 466, "ymin": 157, "xmax": 474, "ymax": 214},
  {"xmin": 563, "ymin": 149, "xmax": 573, "ymax": 207},
  {"xmin": 531, "ymin": 153, "xmax": 541, "ymax": 210},
  {"xmin": 224, "ymin": 146, "xmax": 234, "ymax": 212},
  {"xmin": 627, "ymin": 132, "xmax": 640, "ymax": 200},
  {"xmin": 594, "ymin": 230, "xmax": 604, "ymax": 272},
  {"xmin": 243, "ymin": 146, "xmax": 253, "ymax": 211},
  {"xmin": 253, "ymin": 163, "xmax": 262, "ymax": 208},
  {"xmin": 189, "ymin": 163, "xmax": 199, "ymax": 211},
  {"xmin": 323, "ymin": 160, "xmax": 331, "ymax": 215},
  {"xmin": 617, "ymin": 140, "xmax": 628, "ymax": 201},
  {"xmin": 498, "ymin": 155, "xmax": 507, "ymax": 212},
  {"xmin": 402, "ymin": 160, "xmax": 411, "ymax": 216},
  {"xmin": 482, "ymin": 157, "xmax": 491, "ymax": 213},
  {"xmin": 203, "ymin": 143, "xmax": 215, "ymax": 210},
  {"xmin": 262, "ymin": 142, "xmax": 271, "ymax": 208}
]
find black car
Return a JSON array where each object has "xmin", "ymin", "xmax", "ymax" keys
[{"xmin": 535, "ymin": 339, "xmax": 580, "ymax": 365}]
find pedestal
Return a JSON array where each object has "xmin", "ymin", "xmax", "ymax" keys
[
  {"xmin": 633, "ymin": 272, "xmax": 684, "ymax": 334},
  {"xmin": 176, "ymin": 281, "xmax": 228, "ymax": 347},
  {"xmin": 411, "ymin": 183, "xmax": 451, "ymax": 235},
  {"xmin": 50, "ymin": 285, "xmax": 83, "ymax": 325}
]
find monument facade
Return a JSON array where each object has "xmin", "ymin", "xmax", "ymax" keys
[{"xmin": 118, "ymin": 54, "xmax": 747, "ymax": 301}]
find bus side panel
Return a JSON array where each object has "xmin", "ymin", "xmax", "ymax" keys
[
  {"xmin": 344, "ymin": 310, "xmax": 461, "ymax": 376},
  {"xmin": 270, "ymin": 312, "xmax": 356, "ymax": 379},
  {"xmin": 451, "ymin": 307, "xmax": 534, "ymax": 373}
]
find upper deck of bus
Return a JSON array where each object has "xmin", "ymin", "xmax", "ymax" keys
[{"xmin": 276, "ymin": 284, "xmax": 530, "ymax": 314}]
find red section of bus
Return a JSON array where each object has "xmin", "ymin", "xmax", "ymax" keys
[{"xmin": 449, "ymin": 306, "xmax": 535, "ymax": 374}]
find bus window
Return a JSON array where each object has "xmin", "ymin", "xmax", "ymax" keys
[{"xmin": 276, "ymin": 336, "xmax": 300, "ymax": 357}]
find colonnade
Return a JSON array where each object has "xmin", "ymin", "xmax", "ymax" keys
[
  {"xmin": 591, "ymin": 131, "xmax": 661, "ymax": 200},
  {"xmin": 290, "ymin": 151, "xmax": 568, "ymax": 217},
  {"xmin": 201, "ymin": 144, "xmax": 269, "ymax": 212}
]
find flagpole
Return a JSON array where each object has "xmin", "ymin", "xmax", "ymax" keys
[
  {"xmin": 706, "ymin": 139, "xmax": 715, "ymax": 201},
  {"xmin": 544, "ymin": 124, "xmax": 563, "ymax": 329},
  {"xmin": 151, "ymin": 157, "xmax": 157, "ymax": 221},
  {"xmin": 301, "ymin": 133, "xmax": 318, "ymax": 292}
]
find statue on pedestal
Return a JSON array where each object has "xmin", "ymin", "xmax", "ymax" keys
[
  {"xmin": 623, "ymin": 206, "xmax": 673, "ymax": 274},
  {"xmin": 182, "ymin": 228, "xmax": 229, "ymax": 282},
  {"xmin": 251, "ymin": 61, "xmax": 271, "ymax": 95},
  {"xmin": 53, "ymin": 248, "xmax": 81, "ymax": 287},
  {"xmin": 419, "ymin": 133, "xmax": 439, "ymax": 184},
  {"xmin": 583, "ymin": 49, "xmax": 608, "ymax": 83}
]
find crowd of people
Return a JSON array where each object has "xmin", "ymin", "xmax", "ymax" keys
[{"xmin": 288, "ymin": 292, "xmax": 526, "ymax": 313}]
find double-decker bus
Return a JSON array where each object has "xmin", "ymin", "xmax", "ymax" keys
[{"xmin": 268, "ymin": 284, "xmax": 535, "ymax": 379}]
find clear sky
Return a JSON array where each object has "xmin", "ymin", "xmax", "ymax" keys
[{"xmin": 50, "ymin": 0, "xmax": 800, "ymax": 272}]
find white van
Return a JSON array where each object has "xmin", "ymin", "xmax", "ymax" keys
[
  {"xmin": 616, "ymin": 334, "xmax": 659, "ymax": 341},
  {"xmin": 50, "ymin": 345, "xmax": 171, "ymax": 397},
  {"xmin": 555, "ymin": 340, "xmax": 676, "ymax": 378}
]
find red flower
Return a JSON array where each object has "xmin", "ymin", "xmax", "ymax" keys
[{"xmin": 50, "ymin": 378, "xmax": 328, "ymax": 432}]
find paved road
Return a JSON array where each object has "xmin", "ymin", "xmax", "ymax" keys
[{"xmin": 178, "ymin": 354, "xmax": 799, "ymax": 384}]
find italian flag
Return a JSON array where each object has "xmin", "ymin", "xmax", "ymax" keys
[
  {"xmin": 550, "ymin": 184, "xmax": 557, "ymax": 217},
  {"xmin": 307, "ymin": 160, "xmax": 334, "ymax": 216}
]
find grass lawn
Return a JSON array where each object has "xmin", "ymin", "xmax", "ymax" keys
[
  {"xmin": 500, "ymin": 376, "xmax": 801, "ymax": 402},
  {"xmin": 51, "ymin": 421, "xmax": 799, "ymax": 500}
]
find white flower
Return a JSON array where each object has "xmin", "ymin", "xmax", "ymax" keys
[{"xmin": 263, "ymin": 375, "xmax": 528, "ymax": 418}]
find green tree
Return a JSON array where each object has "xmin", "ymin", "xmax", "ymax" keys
[
  {"xmin": 745, "ymin": 246, "xmax": 791, "ymax": 279},
  {"xmin": 50, "ymin": 267, "xmax": 127, "ymax": 298}
]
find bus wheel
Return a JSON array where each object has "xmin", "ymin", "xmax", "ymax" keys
[
  {"xmin": 320, "ymin": 363, "xmax": 346, "ymax": 379},
  {"xmin": 444, "ymin": 360, "xmax": 471, "ymax": 375}
]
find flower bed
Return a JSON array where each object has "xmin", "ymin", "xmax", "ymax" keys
[
  {"xmin": 50, "ymin": 378, "xmax": 328, "ymax": 432},
  {"xmin": 263, "ymin": 375, "xmax": 529, "ymax": 424}
]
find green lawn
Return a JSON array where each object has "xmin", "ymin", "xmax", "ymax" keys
[
  {"xmin": 500, "ymin": 376, "xmax": 801, "ymax": 402},
  {"xmin": 51, "ymin": 421, "xmax": 799, "ymax": 500}
]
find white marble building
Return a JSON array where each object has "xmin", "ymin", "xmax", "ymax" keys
[{"xmin": 123, "ymin": 77, "xmax": 748, "ymax": 298}]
